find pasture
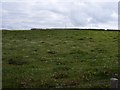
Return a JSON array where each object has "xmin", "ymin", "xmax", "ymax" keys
[{"xmin": 2, "ymin": 30, "xmax": 119, "ymax": 88}]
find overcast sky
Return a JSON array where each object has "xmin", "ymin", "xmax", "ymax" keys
[{"xmin": 1, "ymin": 0, "xmax": 119, "ymax": 30}]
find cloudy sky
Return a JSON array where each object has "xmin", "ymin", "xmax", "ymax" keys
[{"xmin": 1, "ymin": 0, "xmax": 119, "ymax": 30}]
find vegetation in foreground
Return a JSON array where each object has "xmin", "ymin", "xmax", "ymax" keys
[{"xmin": 2, "ymin": 30, "xmax": 119, "ymax": 88}]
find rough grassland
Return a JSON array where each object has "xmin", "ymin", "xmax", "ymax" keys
[{"xmin": 2, "ymin": 30, "xmax": 119, "ymax": 88}]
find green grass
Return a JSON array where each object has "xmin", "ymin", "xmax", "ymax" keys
[{"xmin": 2, "ymin": 30, "xmax": 119, "ymax": 88}]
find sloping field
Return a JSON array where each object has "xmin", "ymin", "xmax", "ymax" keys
[{"xmin": 2, "ymin": 30, "xmax": 119, "ymax": 88}]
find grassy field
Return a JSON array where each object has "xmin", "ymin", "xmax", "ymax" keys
[{"xmin": 2, "ymin": 30, "xmax": 119, "ymax": 88}]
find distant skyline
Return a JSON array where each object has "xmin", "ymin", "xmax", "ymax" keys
[{"xmin": 1, "ymin": 0, "xmax": 119, "ymax": 30}]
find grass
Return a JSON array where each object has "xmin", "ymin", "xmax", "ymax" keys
[{"xmin": 2, "ymin": 30, "xmax": 119, "ymax": 88}]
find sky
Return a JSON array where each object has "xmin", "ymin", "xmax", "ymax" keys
[{"xmin": 1, "ymin": 0, "xmax": 119, "ymax": 30}]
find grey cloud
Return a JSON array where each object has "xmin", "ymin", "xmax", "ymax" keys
[{"xmin": 68, "ymin": 2, "xmax": 118, "ymax": 28}]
